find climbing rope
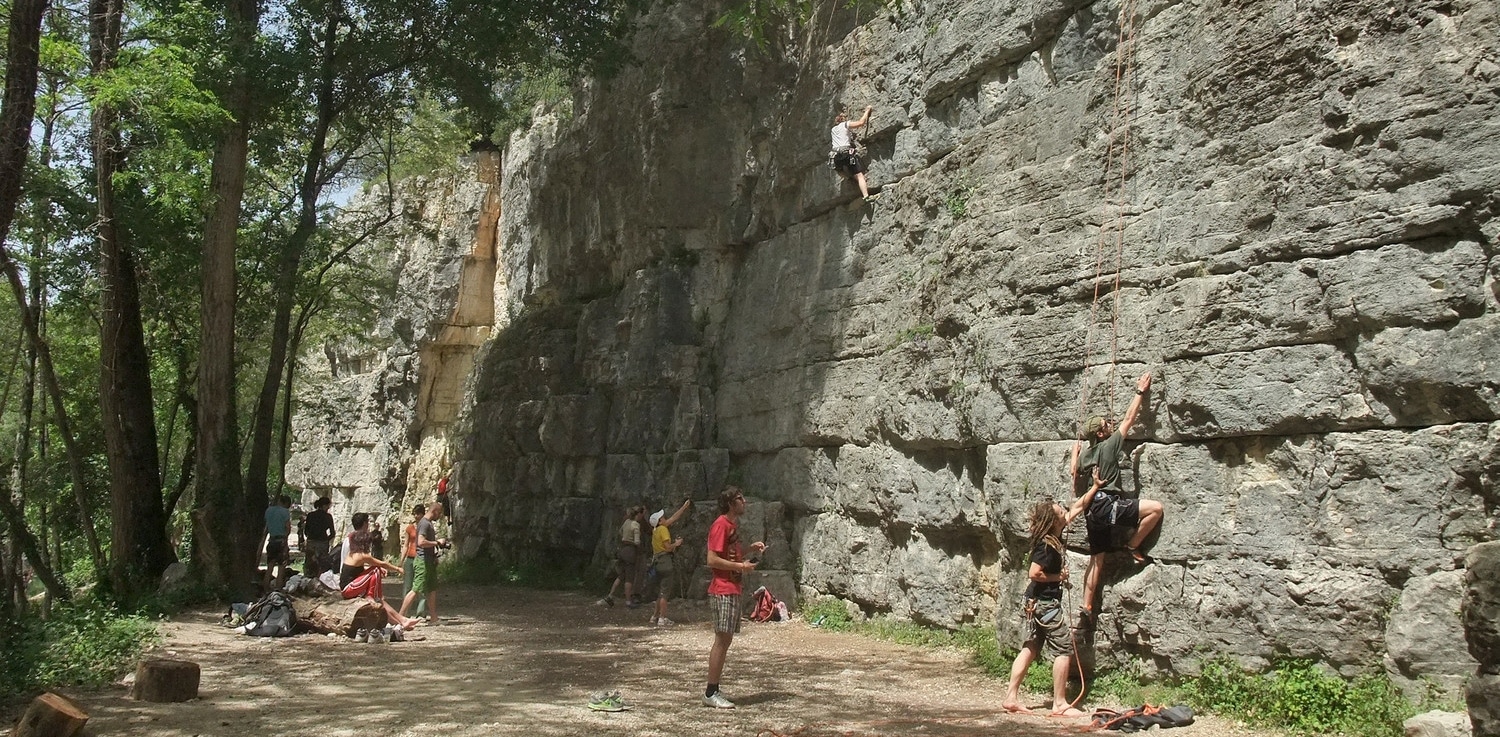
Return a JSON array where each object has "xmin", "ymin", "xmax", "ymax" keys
[
  {"xmin": 1074, "ymin": 0, "xmax": 1144, "ymax": 431},
  {"xmin": 1064, "ymin": 0, "xmax": 1146, "ymax": 713}
]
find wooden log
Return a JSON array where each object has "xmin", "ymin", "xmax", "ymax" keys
[
  {"xmin": 131, "ymin": 659, "xmax": 200, "ymax": 703},
  {"xmin": 10, "ymin": 692, "xmax": 88, "ymax": 737},
  {"xmin": 291, "ymin": 596, "xmax": 383, "ymax": 636}
]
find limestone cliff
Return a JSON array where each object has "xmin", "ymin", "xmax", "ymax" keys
[{"xmin": 305, "ymin": 0, "xmax": 1498, "ymax": 692}]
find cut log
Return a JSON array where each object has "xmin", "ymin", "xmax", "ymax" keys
[
  {"xmin": 291, "ymin": 595, "xmax": 384, "ymax": 636},
  {"xmin": 10, "ymin": 692, "xmax": 88, "ymax": 737},
  {"xmin": 131, "ymin": 659, "xmax": 200, "ymax": 703}
]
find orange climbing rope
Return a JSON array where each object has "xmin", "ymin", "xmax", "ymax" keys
[
  {"xmin": 1064, "ymin": 0, "xmax": 1145, "ymax": 713},
  {"xmin": 1074, "ymin": 0, "xmax": 1144, "ymax": 433}
]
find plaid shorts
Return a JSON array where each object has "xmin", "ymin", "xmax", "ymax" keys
[
  {"xmin": 711, "ymin": 594, "xmax": 741, "ymax": 634},
  {"xmin": 1023, "ymin": 598, "xmax": 1073, "ymax": 658}
]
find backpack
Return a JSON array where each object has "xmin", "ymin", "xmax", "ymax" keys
[
  {"xmin": 748, "ymin": 586, "xmax": 778, "ymax": 623},
  {"xmin": 242, "ymin": 591, "xmax": 298, "ymax": 637},
  {"xmin": 1090, "ymin": 704, "xmax": 1195, "ymax": 732}
]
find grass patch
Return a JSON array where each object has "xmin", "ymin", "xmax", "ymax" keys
[
  {"xmin": 441, "ymin": 556, "xmax": 587, "ymax": 590},
  {"xmin": 1183, "ymin": 658, "xmax": 1437, "ymax": 737},
  {"xmin": 0, "ymin": 599, "xmax": 160, "ymax": 699}
]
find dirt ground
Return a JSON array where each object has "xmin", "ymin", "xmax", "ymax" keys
[{"xmin": 47, "ymin": 585, "xmax": 1280, "ymax": 737}]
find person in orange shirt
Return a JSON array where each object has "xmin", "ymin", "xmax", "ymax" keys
[{"xmin": 400, "ymin": 504, "xmax": 428, "ymax": 618}]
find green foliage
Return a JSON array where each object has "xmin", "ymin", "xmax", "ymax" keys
[
  {"xmin": 1180, "ymin": 658, "xmax": 1418, "ymax": 737},
  {"xmin": 0, "ymin": 601, "xmax": 160, "ymax": 698},
  {"xmin": 714, "ymin": 0, "xmax": 895, "ymax": 49},
  {"xmin": 944, "ymin": 180, "xmax": 977, "ymax": 220},
  {"xmin": 799, "ymin": 597, "xmax": 854, "ymax": 630},
  {"xmin": 890, "ymin": 323, "xmax": 936, "ymax": 348},
  {"xmin": 441, "ymin": 557, "xmax": 587, "ymax": 590}
]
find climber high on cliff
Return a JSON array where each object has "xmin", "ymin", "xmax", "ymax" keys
[
  {"xmin": 1071, "ymin": 370, "xmax": 1166, "ymax": 629},
  {"xmin": 831, "ymin": 106, "xmax": 876, "ymax": 200}
]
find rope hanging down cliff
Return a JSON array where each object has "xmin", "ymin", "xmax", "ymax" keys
[
  {"xmin": 1073, "ymin": 0, "xmax": 1145, "ymax": 432},
  {"xmin": 1062, "ymin": 0, "xmax": 1148, "ymax": 714}
]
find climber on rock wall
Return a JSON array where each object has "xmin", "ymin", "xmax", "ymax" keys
[
  {"xmin": 1071, "ymin": 370, "xmax": 1166, "ymax": 629},
  {"xmin": 830, "ymin": 106, "xmax": 877, "ymax": 199}
]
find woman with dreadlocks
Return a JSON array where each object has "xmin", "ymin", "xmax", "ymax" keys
[{"xmin": 1001, "ymin": 468, "xmax": 1105, "ymax": 716}]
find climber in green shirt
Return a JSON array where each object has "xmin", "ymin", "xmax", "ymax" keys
[{"xmin": 1071, "ymin": 370, "xmax": 1165, "ymax": 628}]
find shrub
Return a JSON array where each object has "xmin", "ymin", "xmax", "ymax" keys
[
  {"xmin": 1185, "ymin": 658, "xmax": 1417, "ymax": 737},
  {"xmin": 0, "ymin": 600, "xmax": 160, "ymax": 700}
]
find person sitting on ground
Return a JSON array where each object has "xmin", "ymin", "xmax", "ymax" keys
[
  {"xmin": 340, "ymin": 519, "xmax": 419, "ymax": 630},
  {"xmin": 1002, "ymin": 469, "xmax": 1106, "ymax": 717},
  {"xmin": 1072, "ymin": 370, "xmax": 1166, "ymax": 628},
  {"xmin": 648, "ymin": 499, "xmax": 693, "ymax": 627},
  {"xmin": 598, "ymin": 505, "xmax": 646, "ymax": 608},
  {"xmin": 831, "ymin": 105, "xmax": 876, "ymax": 199},
  {"xmin": 400, "ymin": 504, "xmax": 428, "ymax": 619}
]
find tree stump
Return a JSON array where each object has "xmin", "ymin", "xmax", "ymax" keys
[
  {"xmin": 291, "ymin": 596, "xmax": 383, "ymax": 636},
  {"xmin": 10, "ymin": 692, "xmax": 88, "ymax": 737},
  {"xmin": 131, "ymin": 659, "xmax": 200, "ymax": 703}
]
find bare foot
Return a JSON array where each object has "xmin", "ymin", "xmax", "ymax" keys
[
  {"xmin": 401, "ymin": 618, "xmax": 421, "ymax": 630},
  {"xmin": 1001, "ymin": 702, "xmax": 1033, "ymax": 714},
  {"xmin": 1049, "ymin": 707, "xmax": 1086, "ymax": 718}
]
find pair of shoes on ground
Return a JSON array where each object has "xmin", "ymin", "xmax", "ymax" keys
[
  {"xmin": 353, "ymin": 628, "xmax": 389, "ymax": 643},
  {"xmin": 649, "ymin": 617, "xmax": 676, "ymax": 627},
  {"xmin": 588, "ymin": 690, "xmax": 626, "ymax": 712},
  {"xmin": 702, "ymin": 692, "xmax": 735, "ymax": 709}
]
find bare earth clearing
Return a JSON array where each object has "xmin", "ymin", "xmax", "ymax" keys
[{"xmin": 54, "ymin": 586, "xmax": 1278, "ymax": 737}]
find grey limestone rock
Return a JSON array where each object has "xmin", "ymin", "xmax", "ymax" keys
[
  {"xmin": 1402, "ymin": 710, "xmax": 1473, "ymax": 737},
  {"xmin": 290, "ymin": 0, "xmax": 1500, "ymax": 695}
]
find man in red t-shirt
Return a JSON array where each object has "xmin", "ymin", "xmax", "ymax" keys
[{"xmin": 702, "ymin": 486, "xmax": 766, "ymax": 709}]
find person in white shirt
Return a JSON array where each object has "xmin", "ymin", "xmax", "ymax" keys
[{"xmin": 830, "ymin": 105, "xmax": 875, "ymax": 199}]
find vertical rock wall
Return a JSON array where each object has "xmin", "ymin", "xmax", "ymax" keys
[
  {"xmin": 444, "ymin": 0, "xmax": 1500, "ymax": 690},
  {"xmin": 286, "ymin": 153, "xmax": 502, "ymax": 538}
]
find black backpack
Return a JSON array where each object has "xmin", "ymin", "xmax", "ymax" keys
[
  {"xmin": 243, "ymin": 591, "xmax": 298, "ymax": 637},
  {"xmin": 1091, "ymin": 704, "xmax": 1195, "ymax": 732}
]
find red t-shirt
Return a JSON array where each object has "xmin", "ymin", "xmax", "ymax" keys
[{"xmin": 706, "ymin": 514, "xmax": 743, "ymax": 596}]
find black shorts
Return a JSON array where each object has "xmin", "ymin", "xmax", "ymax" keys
[
  {"xmin": 834, "ymin": 150, "xmax": 866, "ymax": 176},
  {"xmin": 266, "ymin": 537, "xmax": 289, "ymax": 563},
  {"xmin": 1085, "ymin": 497, "xmax": 1141, "ymax": 553}
]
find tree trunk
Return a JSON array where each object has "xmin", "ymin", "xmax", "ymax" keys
[
  {"xmin": 291, "ymin": 595, "xmax": 383, "ymax": 636},
  {"xmin": 245, "ymin": 13, "xmax": 339, "ymax": 512},
  {"xmin": 131, "ymin": 659, "xmax": 200, "ymax": 703},
  {"xmin": 92, "ymin": 0, "xmax": 174, "ymax": 604},
  {"xmin": 0, "ymin": 488, "xmax": 69, "ymax": 601},
  {"xmin": 0, "ymin": 0, "xmax": 106, "ymax": 579},
  {"xmin": 193, "ymin": 0, "xmax": 258, "ymax": 598},
  {"xmin": 11, "ymin": 692, "xmax": 88, "ymax": 737}
]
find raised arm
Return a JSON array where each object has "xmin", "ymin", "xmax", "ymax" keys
[
  {"xmin": 848, "ymin": 105, "xmax": 873, "ymax": 130},
  {"xmin": 663, "ymin": 499, "xmax": 692, "ymax": 528},
  {"xmin": 1119, "ymin": 370, "xmax": 1153, "ymax": 436}
]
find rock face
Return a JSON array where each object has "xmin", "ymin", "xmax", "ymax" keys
[
  {"xmin": 287, "ymin": 0, "xmax": 1498, "ymax": 691},
  {"xmin": 285, "ymin": 152, "xmax": 503, "ymax": 538},
  {"xmin": 1467, "ymin": 542, "xmax": 1500, "ymax": 737}
]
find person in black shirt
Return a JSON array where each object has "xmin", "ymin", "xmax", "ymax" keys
[
  {"xmin": 303, "ymin": 497, "xmax": 336, "ymax": 577},
  {"xmin": 1002, "ymin": 469, "xmax": 1104, "ymax": 716}
]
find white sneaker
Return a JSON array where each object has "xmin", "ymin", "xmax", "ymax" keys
[
  {"xmin": 655, "ymin": 617, "xmax": 676, "ymax": 627},
  {"xmin": 702, "ymin": 692, "xmax": 735, "ymax": 709}
]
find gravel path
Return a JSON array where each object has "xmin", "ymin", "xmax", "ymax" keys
[{"xmin": 56, "ymin": 585, "xmax": 1281, "ymax": 737}]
